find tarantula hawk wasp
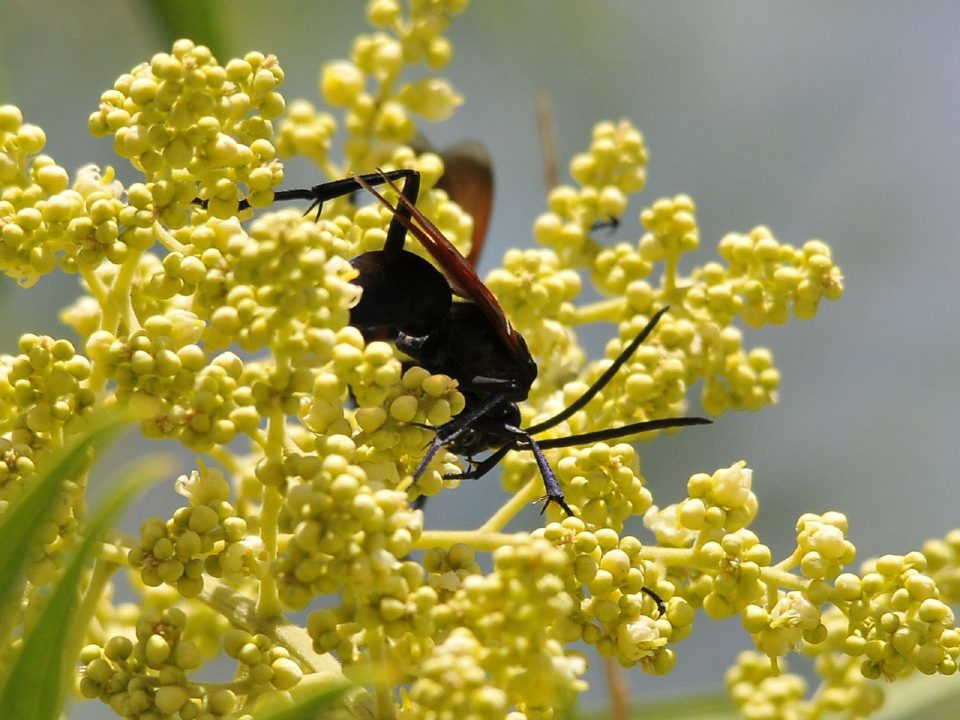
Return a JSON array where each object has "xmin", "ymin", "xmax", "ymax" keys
[{"xmin": 224, "ymin": 168, "xmax": 710, "ymax": 515}]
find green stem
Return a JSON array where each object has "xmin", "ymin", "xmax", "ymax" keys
[
  {"xmin": 663, "ymin": 255, "xmax": 678, "ymax": 297},
  {"xmin": 320, "ymin": 157, "xmax": 341, "ymax": 183},
  {"xmin": 86, "ymin": 251, "xmax": 142, "ymax": 393},
  {"xmin": 772, "ymin": 548, "xmax": 803, "ymax": 573},
  {"xmin": 256, "ymin": 406, "xmax": 285, "ymax": 620},
  {"xmin": 97, "ymin": 541, "xmax": 128, "ymax": 565},
  {"xmin": 414, "ymin": 530, "xmax": 529, "ymax": 552},
  {"xmin": 641, "ymin": 546, "xmax": 698, "ymax": 567},
  {"xmin": 479, "ymin": 476, "xmax": 542, "ymax": 533},
  {"xmin": 66, "ymin": 557, "xmax": 118, "ymax": 671},
  {"xmin": 568, "ymin": 297, "xmax": 626, "ymax": 325},
  {"xmin": 643, "ymin": 546, "xmax": 811, "ymax": 594},
  {"xmin": 79, "ymin": 267, "xmax": 109, "ymax": 307},
  {"xmin": 208, "ymin": 445, "xmax": 241, "ymax": 475},
  {"xmin": 187, "ymin": 678, "xmax": 251, "ymax": 694},
  {"xmin": 100, "ymin": 251, "xmax": 143, "ymax": 335},
  {"xmin": 758, "ymin": 566, "xmax": 809, "ymax": 593},
  {"xmin": 154, "ymin": 223, "xmax": 189, "ymax": 254},
  {"xmin": 367, "ymin": 630, "xmax": 396, "ymax": 720}
]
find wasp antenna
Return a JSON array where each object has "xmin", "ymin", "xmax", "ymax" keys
[
  {"xmin": 534, "ymin": 416, "xmax": 711, "ymax": 451},
  {"xmin": 526, "ymin": 306, "xmax": 672, "ymax": 435}
]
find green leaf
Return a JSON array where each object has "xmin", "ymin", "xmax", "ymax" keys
[
  {"xmin": 0, "ymin": 413, "xmax": 172, "ymax": 720},
  {"xmin": 0, "ymin": 53, "xmax": 8, "ymax": 102},
  {"xmin": 873, "ymin": 672, "xmax": 960, "ymax": 720},
  {"xmin": 250, "ymin": 677, "xmax": 352, "ymax": 720},
  {"xmin": 143, "ymin": 0, "xmax": 232, "ymax": 60},
  {"xmin": 579, "ymin": 690, "xmax": 737, "ymax": 720},
  {"xmin": 0, "ymin": 411, "xmax": 128, "ymax": 636},
  {"xmin": 631, "ymin": 692, "xmax": 737, "ymax": 720}
]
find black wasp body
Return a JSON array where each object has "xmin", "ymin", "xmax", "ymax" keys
[{"xmin": 249, "ymin": 168, "xmax": 709, "ymax": 515}]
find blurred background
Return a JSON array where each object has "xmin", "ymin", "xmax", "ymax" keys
[{"xmin": 2, "ymin": 1, "xmax": 959, "ymax": 716}]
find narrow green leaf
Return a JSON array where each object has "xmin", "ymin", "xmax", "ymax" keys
[
  {"xmin": 0, "ymin": 54, "xmax": 8, "ymax": 102},
  {"xmin": 143, "ymin": 0, "xmax": 232, "ymax": 60},
  {"xmin": 578, "ymin": 690, "xmax": 736, "ymax": 720},
  {"xmin": 0, "ymin": 452, "xmax": 173, "ymax": 719},
  {"xmin": 630, "ymin": 692, "xmax": 736, "ymax": 720},
  {"xmin": 873, "ymin": 672, "xmax": 960, "ymax": 720},
  {"xmin": 0, "ymin": 411, "xmax": 128, "ymax": 631},
  {"xmin": 250, "ymin": 678, "xmax": 351, "ymax": 720}
]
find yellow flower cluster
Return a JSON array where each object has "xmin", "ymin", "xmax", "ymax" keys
[
  {"xmin": 485, "ymin": 248, "xmax": 583, "ymax": 387},
  {"xmin": 0, "ymin": 107, "xmax": 134, "ymax": 286},
  {"xmin": 836, "ymin": 552, "xmax": 958, "ymax": 678},
  {"xmin": 409, "ymin": 540, "xmax": 588, "ymax": 715},
  {"xmin": 89, "ymin": 40, "xmax": 285, "ymax": 219},
  {"xmin": 80, "ymin": 608, "xmax": 303, "ymax": 717},
  {"xmin": 645, "ymin": 463, "xmax": 960, "ymax": 716},
  {"xmin": 538, "ymin": 518, "xmax": 695, "ymax": 673},
  {"xmin": 278, "ymin": 433, "xmax": 425, "ymax": 610},
  {"xmin": 80, "ymin": 608, "xmax": 207, "ymax": 717},
  {"xmin": 535, "ymin": 120, "xmax": 647, "ymax": 268},
  {"xmin": 289, "ymin": 0, "xmax": 467, "ymax": 176},
  {"xmin": 0, "ymin": 335, "xmax": 94, "ymax": 588},
  {"xmin": 129, "ymin": 466, "xmax": 253, "ymax": 598},
  {"xmin": 726, "ymin": 542, "xmax": 960, "ymax": 718}
]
